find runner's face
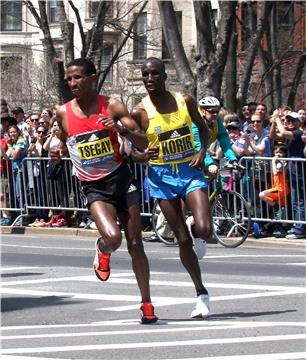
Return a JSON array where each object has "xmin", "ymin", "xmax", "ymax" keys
[
  {"xmin": 66, "ymin": 66, "xmax": 95, "ymax": 100},
  {"xmin": 141, "ymin": 61, "xmax": 166, "ymax": 94}
]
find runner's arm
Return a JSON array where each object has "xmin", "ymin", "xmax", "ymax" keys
[
  {"xmin": 184, "ymin": 95, "xmax": 209, "ymax": 154},
  {"xmin": 106, "ymin": 98, "xmax": 148, "ymax": 149}
]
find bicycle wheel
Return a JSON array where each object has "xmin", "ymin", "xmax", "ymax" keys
[
  {"xmin": 211, "ymin": 190, "xmax": 251, "ymax": 248},
  {"xmin": 151, "ymin": 199, "xmax": 178, "ymax": 246}
]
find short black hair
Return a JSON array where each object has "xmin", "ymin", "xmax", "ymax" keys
[
  {"xmin": 256, "ymin": 102, "xmax": 267, "ymax": 110},
  {"xmin": 141, "ymin": 57, "xmax": 166, "ymax": 73},
  {"xmin": 66, "ymin": 58, "xmax": 96, "ymax": 76},
  {"xmin": 275, "ymin": 144, "xmax": 288, "ymax": 155}
]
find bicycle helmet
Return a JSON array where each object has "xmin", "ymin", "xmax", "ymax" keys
[{"xmin": 198, "ymin": 96, "xmax": 220, "ymax": 108}]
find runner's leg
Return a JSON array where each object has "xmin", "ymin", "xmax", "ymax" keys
[
  {"xmin": 185, "ymin": 189, "xmax": 212, "ymax": 241},
  {"xmin": 158, "ymin": 197, "xmax": 207, "ymax": 295},
  {"xmin": 90, "ymin": 200, "xmax": 122, "ymax": 252},
  {"xmin": 119, "ymin": 202, "xmax": 151, "ymax": 303}
]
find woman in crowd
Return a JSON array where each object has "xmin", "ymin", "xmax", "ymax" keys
[
  {"xmin": 43, "ymin": 117, "xmax": 69, "ymax": 227},
  {"xmin": 27, "ymin": 124, "xmax": 49, "ymax": 227},
  {"xmin": 4, "ymin": 125, "xmax": 28, "ymax": 213}
]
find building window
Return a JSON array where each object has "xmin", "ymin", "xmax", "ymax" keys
[
  {"xmin": 89, "ymin": 1, "xmax": 113, "ymax": 18},
  {"xmin": 48, "ymin": 0, "xmax": 61, "ymax": 23},
  {"xmin": 101, "ymin": 45, "xmax": 113, "ymax": 83},
  {"xmin": 1, "ymin": 1, "xmax": 22, "ymax": 31},
  {"xmin": 162, "ymin": 11, "xmax": 182, "ymax": 60},
  {"xmin": 133, "ymin": 13, "xmax": 147, "ymax": 60}
]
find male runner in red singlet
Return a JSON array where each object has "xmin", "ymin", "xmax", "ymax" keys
[{"xmin": 53, "ymin": 58, "xmax": 157, "ymax": 324}]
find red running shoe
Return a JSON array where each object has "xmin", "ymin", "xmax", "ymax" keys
[
  {"xmin": 93, "ymin": 238, "xmax": 111, "ymax": 281},
  {"xmin": 140, "ymin": 302, "xmax": 158, "ymax": 324},
  {"xmin": 45, "ymin": 215, "xmax": 61, "ymax": 227},
  {"xmin": 52, "ymin": 218, "xmax": 68, "ymax": 227}
]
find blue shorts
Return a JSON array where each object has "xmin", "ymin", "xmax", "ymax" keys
[{"xmin": 148, "ymin": 162, "xmax": 208, "ymax": 200}]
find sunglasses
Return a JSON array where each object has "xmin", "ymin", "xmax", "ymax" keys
[
  {"xmin": 251, "ymin": 120, "xmax": 262, "ymax": 124},
  {"xmin": 286, "ymin": 117, "xmax": 297, "ymax": 123},
  {"xmin": 37, "ymin": 131, "xmax": 45, "ymax": 134},
  {"xmin": 38, "ymin": 122, "xmax": 45, "ymax": 125},
  {"xmin": 227, "ymin": 127, "xmax": 238, "ymax": 131},
  {"xmin": 205, "ymin": 109, "xmax": 219, "ymax": 115},
  {"xmin": 31, "ymin": 118, "xmax": 39, "ymax": 122}
]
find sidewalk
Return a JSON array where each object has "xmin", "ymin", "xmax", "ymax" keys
[{"xmin": 1, "ymin": 226, "xmax": 305, "ymax": 249}]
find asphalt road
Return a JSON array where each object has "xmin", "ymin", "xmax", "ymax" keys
[{"xmin": 1, "ymin": 233, "xmax": 306, "ymax": 360}]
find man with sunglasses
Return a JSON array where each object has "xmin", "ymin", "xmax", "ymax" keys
[
  {"xmin": 195, "ymin": 96, "xmax": 238, "ymax": 176},
  {"xmin": 242, "ymin": 102, "xmax": 257, "ymax": 133},
  {"xmin": 270, "ymin": 111, "xmax": 306, "ymax": 239}
]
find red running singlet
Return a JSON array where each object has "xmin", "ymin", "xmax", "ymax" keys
[{"xmin": 65, "ymin": 95, "xmax": 122, "ymax": 182}]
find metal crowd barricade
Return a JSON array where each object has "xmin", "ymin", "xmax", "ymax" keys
[
  {"xmin": 1, "ymin": 156, "xmax": 305, "ymax": 231},
  {"xmin": 5, "ymin": 158, "xmax": 153, "ymax": 226},
  {"xmin": 22, "ymin": 157, "xmax": 87, "ymax": 220},
  {"xmin": 239, "ymin": 156, "xmax": 306, "ymax": 227},
  {"xmin": 0, "ymin": 159, "xmax": 25, "ymax": 224}
]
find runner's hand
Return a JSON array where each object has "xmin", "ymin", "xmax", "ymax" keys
[
  {"xmin": 189, "ymin": 152, "xmax": 204, "ymax": 169},
  {"xmin": 96, "ymin": 113, "xmax": 129, "ymax": 135},
  {"xmin": 145, "ymin": 145, "xmax": 159, "ymax": 161}
]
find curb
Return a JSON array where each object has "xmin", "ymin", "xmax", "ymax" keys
[
  {"xmin": 1, "ymin": 226, "xmax": 305, "ymax": 248},
  {"xmin": 0, "ymin": 226, "xmax": 99, "ymax": 238}
]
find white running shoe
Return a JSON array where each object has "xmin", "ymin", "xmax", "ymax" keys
[
  {"xmin": 89, "ymin": 221, "xmax": 98, "ymax": 230},
  {"xmin": 186, "ymin": 216, "xmax": 207, "ymax": 260},
  {"xmin": 190, "ymin": 294, "xmax": 210, "ymax": 318}
]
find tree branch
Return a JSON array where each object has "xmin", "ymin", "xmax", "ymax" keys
[
  {"xmin": 97, "ymin": 1, "xmax": 148, "ymax": 92},
  {"xmin": 68, "ymin": 0, "xmax": 86, "ymax": 57}
]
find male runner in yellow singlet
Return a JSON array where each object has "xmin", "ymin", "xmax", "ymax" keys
[{"xmin": 132, "ymin": 57, "xmax": 212, "ymax": 318}]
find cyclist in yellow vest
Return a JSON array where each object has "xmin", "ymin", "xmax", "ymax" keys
[{"xmin": 132, "ymin": 57, "xmax": 211, "ymax": 319}]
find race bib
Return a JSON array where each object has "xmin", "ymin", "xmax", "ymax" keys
[
  {"xmin": 75, "ymin": 130, "xmax": 114, "ymax": 168},
  {"xmin": 158, "ymin": 126, "xmax": 194, "ymax": 162}
]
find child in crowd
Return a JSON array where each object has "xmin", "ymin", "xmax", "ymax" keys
[
  {"xmin": 259, "ymin": 144, "xmax": 289, "ymax": 236},
  {"xmin": 259, "ymin": 144, "xmax": 289, "ymax": 206}
]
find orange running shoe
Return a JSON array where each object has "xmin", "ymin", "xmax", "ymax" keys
[
  {"xmin": 93, "ymin": 238, "xmax": 111, "ymax": 281},
  {"xmin": 140, "ymin": 302, "xmax": 158, "ymax": 324}
]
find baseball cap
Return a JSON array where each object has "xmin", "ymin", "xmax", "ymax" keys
[
  {"xmin": 285, "ymin": 112, "xmax": 301, "ymax": 121},
  {"xmin": 12, "ymin": 107, "xmax": 24, "ymax": 114},
  {"xmin": 226, "ymin": 121, "xmax": 240, "ymax": 129},
  {"xmin": 1, "ymin": 112, "xmax": 17, "ymax": 126}
]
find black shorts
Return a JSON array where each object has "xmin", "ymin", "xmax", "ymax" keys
[{"xmin": 81, "ymin": 163, "xmax": 140, "ymax": 213}]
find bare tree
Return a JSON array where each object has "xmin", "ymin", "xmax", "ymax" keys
[
  {"xmin": 157, "ymin": 1, "xmax": 196, "ymax": 96},
  {"xmin": 194, "ymin": 1, "xmax": 237, "ymax": 99},
  {"xmin": 1, "ymin": 54, "xmax": 58, "ymax": 110},
  {"xmin": 287, "ymin": 50, "xmax": 306, "ymax": 108},
  {"xmin": 222, "ymin": 21, "xmax": 237, "ymax": 110},
  {"xmin": 23, "ymin": 1, "xmax": 148, "ymax": 103},
  {"xmin": 236, "ymin": 1, "xmax": 273, "ymax": 108},
  {"xmin": 158, "ymin": 1, "xmax": 237, "ymax": 100}
]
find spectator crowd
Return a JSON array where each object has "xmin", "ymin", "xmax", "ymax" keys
[{"xmin": 1, "ymin": 97, "xmax": 305, "ymax": 239}]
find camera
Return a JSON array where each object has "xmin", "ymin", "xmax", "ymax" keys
[{"xmin": 276, "ymin": 160, "xmax": 286, "ymax": 170}]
